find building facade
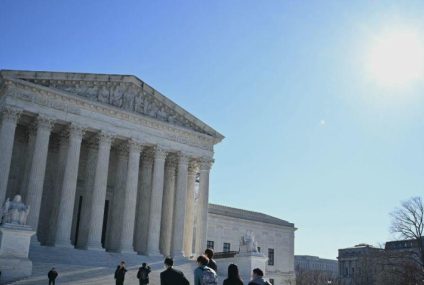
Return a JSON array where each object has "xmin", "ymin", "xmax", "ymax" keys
[
  {"xmin": 295, "ymin": 255, "xmax": 338, "ymax": 276},
  {"xmin": 206, "ymin": 204, "xmax": 296, "ymax": 285},
  {"xmin": 0, "ymin": 70, "xmax": 223, "ymax": 257}
]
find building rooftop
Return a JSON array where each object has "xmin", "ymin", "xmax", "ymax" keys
[{"xmin": 208, "ymin": 203, "xmax": 295, "ymax": 228}]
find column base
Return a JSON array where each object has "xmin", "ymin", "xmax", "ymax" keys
[
  {"xmin": 119, "ymin": 249, "xmax": 137, "ymax": 255},
  {"xmin": 145, "ymin": 249, "xmax": 162, "ymax": 257},
  {"xmin": 54, "ymin": 241, "xmax": 74, "ymax": 249},
  {"xmin": 171, "ymin": 250, "xmax": 185, "ymax": 258},
  {"xmin": 84, "ymin": 241, "xmax": 105, "ymax": 251},
  {"xmin": 30, "ymin": 235, "xmax": 41, "ymax": 246}
]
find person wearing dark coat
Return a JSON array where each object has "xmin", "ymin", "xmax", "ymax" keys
[
  {"xmin": 205, "ymin": 248, "xmax": 218, "ymax": 272},
  {"xmin": 160, "ymin": 257, "xmax": 190, "ymax": 285},
  {"xmin": 115, "ymin": 261, "xmax": 128, "ymax": 285},
  {"xmin": 137, "ymin": 263, "xmax": 151, "ymax": 285},
  {"xmin": 223, "ymin": 264, "xmax": 243, "ymax": 285},
  {"xmin": 248, "ymin": 268, "xmax": 271, "ymax": 285},
  {"xmin": 48, "ymin": 268, "xmax": 58, "ymax": 285}
]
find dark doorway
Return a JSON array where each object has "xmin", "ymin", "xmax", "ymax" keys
[
  {"xmin": 101, "ymin": 200, "xmax": 110, "ymax": 248},
  {"xmin": 74, "ymin": 196, "xmax": 83, "ymax": 246}
]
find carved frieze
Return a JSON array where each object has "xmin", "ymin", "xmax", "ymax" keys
[{"xmin": 23, "ymin": 78, "xmax": 204, "ymax": 134}]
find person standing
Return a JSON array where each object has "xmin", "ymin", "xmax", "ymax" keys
[
  {"xmin": 223, "ymin": 264, "xmax": 243, "ymax": 285},
  {"xmin": 204, "ymin": 248, "xmax": 217, "ymax": 272},
  {"xmin": 194, "ymin": 255, "xmax": 217, "ymax": 285},
  {"xmin": 247, "ymin": 268, "xmax": 271, "ymax": 285},
  {"xmin": 47, "ymin": 267, "xmax": 58, "ymax": 285},
  {"xmin": 160, "ymin": 257, "xmax": 190, "ymax": 285},
  {"xmin": 114, "ymin": 261, "xmax": 128, "ymax": 285},
  {"xmin": 137, "ymin": 262, "xmax": 151, "ymax": 285}
]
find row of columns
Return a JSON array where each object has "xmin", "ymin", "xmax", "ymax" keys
[{"xmin": 0, "ymin": 106, "xmax": 212, "ymax": 256}]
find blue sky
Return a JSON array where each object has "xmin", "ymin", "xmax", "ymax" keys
[{"xmin": 2, "ymin": 1, "xmax": 424, "ymax": 259}]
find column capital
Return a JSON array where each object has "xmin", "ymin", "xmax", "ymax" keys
[
  {"xmin": 199, "ymin": 157, "xmax": 214, "ymax": 171},
  {"xmin": 1, "ymin": 106, "xmax": 21, "ymax": 122},
  {"xmin": 166, "ymin": 155, "xmax": 178, "ymax": 169},
  {"xmin": 128, "ymin": 139, "xmax": 144, "ymax": 154},
  {"xmin": 177, "ymin": 152, "xmax": 191, "ymax": 166},
  {"xmin": 37, "ymin": 115, "xmax": 55, "ymax": 131},
  {"xmin": 98, "ymin": 131, "xmax": 114, "ymax": 146},
  {"xmin": 116, "ymin": 143, "xmax": 129, "ymax": 157},
  {"xmin": 142, "ymin": 148, "xmax": 155, "ymax": 162},
  {"xmin": 188, "ymin": 161, "xmax": 199, "ymax": 175},
  {"xmin": 68, "ymin": 124, "xmax": 85, "ymax": 140},
  {"xmin": 154, "ymin": 146, "xmax": 168, "ymax": 161}
]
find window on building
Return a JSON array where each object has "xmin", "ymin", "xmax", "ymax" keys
[
  {"xmin": 268, "ymin": 248, "xmax": 274, "ymax": 266},
  {"xmin": 207, "ymin": 240, "xmax": 214, "ymax": 250},
  {"xmin": 223, "ymin": 242, "xmax": 231, "ymax": 252},
  {"xmin": 257, "ymin": 246, "xmax": 261, "ymax": 252},
  {"xmin": 269, "ymin": 278, "xmax": 274, "ymax": 285}
]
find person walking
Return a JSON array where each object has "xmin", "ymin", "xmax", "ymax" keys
[
  {"xmin": 223, "ymin": 264, "xmax": 243, "ymax": 285},
  {"xmin": 114, "ymin": 261, "xmax": 127, "ymax": 285},
  {"xmin": 204, "ymin": 248, "xmax": 217, "ymax": 272},
  {"xmin": 247, "ymin": 268, "xmax": 271, "ymax": 285},
  {"xmin": 194, "ymin": 255, "xmax": 217, "ymax": 285},
  {"xmin": 137, "ymin": 262, "xmax": 151, "ymax": 285},
  {"xmin": 47, "ymin": 267, "xmax": 58, "ymax": 285},
  {"xmin": 160, "ymin": 257, "xmax": 190, "ymax": 285}
]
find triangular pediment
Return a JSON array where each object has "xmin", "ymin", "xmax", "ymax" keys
[{"xmin": 1, "ymin": 70, "xmax": 223, "ymax": 141}]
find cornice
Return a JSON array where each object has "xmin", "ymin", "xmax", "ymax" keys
[{"xmin": 2, "ymin": 77, "xmax": 217, "ymax": 152}]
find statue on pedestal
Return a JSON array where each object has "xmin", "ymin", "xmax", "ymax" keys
[
  {"xmin": 240, "ymin": 230, "xmax": 259, "ymax": 253},
  {"xmin": 1, "ymin": 195, "xmax": 30, "ymax": 225}
]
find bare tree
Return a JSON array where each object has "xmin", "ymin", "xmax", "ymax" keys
[{"xmin": 390, "ymin": 196, "xmax": 424, "ymax": 271}]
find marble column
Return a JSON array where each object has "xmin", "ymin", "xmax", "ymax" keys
[
  {"xmin": 0, "ymin": 107, "xmax": 21, "ymax": 204},
  {"xmin": 194, "ymin": 158, "xmax": 213, "ymax": 255},
  {"xmin": 160, "ymin": 156, "xmax": 177, "ymax": 256},
  {"xmin": 26, "ymin": 115, "xmax": 54, "ymax": 234},
  {"xmin": 184, "ymin": 161, "xmax": 198, "ymax": 257},
  {"xmin": 85, "ymin": 132, "xmax": 113, "ymax": 250},
  {"xmin": 118, "ymin": 140, "xmax": 142, "ymax": 253},
  {"xmin": 55, "ymin": 124, "xmax": 85, "ymax": 247},
  {"xmin": 47, "ymin": 131, "xmax": 68, "ymax": 245},
  {"xmin": 19, "ymin": 128, "xmax": 36, "ymax": 201},
  {"xmin": 171, "ymin": 153, "xmax": 190, "ymax": 257},
  {"xmin": 135, "ymin": 149, "xmax": 154, "ymax": 254},
  {"xmin": 146, "ymin": 147, "xmax": 167, "ymax": 256}
]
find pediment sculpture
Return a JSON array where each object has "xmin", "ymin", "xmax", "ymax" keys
[{"xmin": 22, "ymin": 79, "xmax": 206, "ymax": 134}]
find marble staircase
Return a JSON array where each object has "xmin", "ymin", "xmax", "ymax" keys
[{"xmin": 5, "ymin": 245, "xmax": 196, "ymax": 285}]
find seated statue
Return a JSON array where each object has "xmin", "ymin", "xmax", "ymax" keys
[
  {"xmin": 240, "ymin": 230, "xmax": 259, "ymax": 253},
  {"xmin": 1, "ymin": 195, "xmax": 30, "ymax": 225}
]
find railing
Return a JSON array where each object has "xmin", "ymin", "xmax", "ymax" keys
[{"xmin": 214, "ymin": 251, "xmax": 239, "ymax": 259}]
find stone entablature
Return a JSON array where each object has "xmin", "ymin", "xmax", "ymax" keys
[{"xmin": 0, "ymin": 70, "xmax": 224, "ymax": 153}]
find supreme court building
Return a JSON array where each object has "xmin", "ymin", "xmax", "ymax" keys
[{"xmin": 0, "ymin": 70, "xmax": 223, "ymax": 257}]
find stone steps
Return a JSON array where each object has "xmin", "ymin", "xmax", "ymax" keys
[{"xmin": 5, "ymin": 245, "xmax": 197, "ymax": 285}]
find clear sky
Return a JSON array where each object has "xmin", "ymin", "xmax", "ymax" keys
[{"xmin": 1, "ymin": 1, "xmax": 424, "ymax": 259}]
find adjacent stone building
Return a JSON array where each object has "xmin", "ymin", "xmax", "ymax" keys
[
  {"xmin": 295, "ymin": 255, "xmax": 338, "ymax": 276},
  {"xmin": 0, "ymin": 70, "xmax": 223, "ymax": 257},
  {"xmin": 206, "ymin": 204, "xmax": 296, "ymax": 285}
]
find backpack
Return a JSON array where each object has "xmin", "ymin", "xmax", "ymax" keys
[{"xmin": 201, "ymin": 267, "xmax": 217, "ymax": 285}]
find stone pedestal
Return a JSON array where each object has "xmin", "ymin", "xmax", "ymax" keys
[
  {"xmin": 217, "ymin": 252, "xmax": 268, "ymax": 282},
  {"xmin": 0, "ymin": 224, "xmax": 35, "ymax": 284}
]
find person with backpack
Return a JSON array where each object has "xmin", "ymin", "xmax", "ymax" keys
[
  {"xmin": 247, "ymin": 268, "xmax": 271, "ymax": 285},
  {"xmin": 194, "ymin": 255, "xmax": 217, "ymax": 285},
  {"xmin": 137, "ymin": 263, "xmax": 151, "ymax": 285}
]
